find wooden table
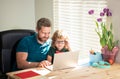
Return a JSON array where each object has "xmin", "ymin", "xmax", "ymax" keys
[{"xmin": 7, "ymin": 63, "xmax": 120, "ymax": 79}]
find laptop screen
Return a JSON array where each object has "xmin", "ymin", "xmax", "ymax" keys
[{"xmin": 52, "ymin": 51, "xmax": 79, "ymax": 70}]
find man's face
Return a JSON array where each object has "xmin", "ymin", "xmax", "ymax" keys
[{"xmin": 37, "ymin": 26, "xmax": 51, "ymax": 43}]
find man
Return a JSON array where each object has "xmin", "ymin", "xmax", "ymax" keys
[{"xmin": 16, "ymin": 18, "xmax": 52, "ymax": 69}]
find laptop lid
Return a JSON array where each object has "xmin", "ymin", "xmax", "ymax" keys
[{"xmin": 52, "ymin": 51, "xmax": 79, "ymax": 71}]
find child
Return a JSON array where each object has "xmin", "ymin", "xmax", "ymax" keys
[{"xmin": 47, "ymin": 29, "xmax": 71, "ymax": 64}]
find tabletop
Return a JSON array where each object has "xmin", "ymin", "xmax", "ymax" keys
[{"xmin": 7, "ymin": 63, "xmax": 120, "ymax": 79}]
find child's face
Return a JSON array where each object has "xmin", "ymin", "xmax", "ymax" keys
[{"xmin": 55, "ymin": 38, "xmax": 65, "ymax": 51}]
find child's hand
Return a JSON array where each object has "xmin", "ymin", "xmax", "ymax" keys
[{"xmin": 65, "ymin": 40, "xmax": 71, "ymax": 50}]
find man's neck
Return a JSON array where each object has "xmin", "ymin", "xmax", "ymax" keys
[{"xmin": 37, "ymin": 39, "xmax": 45, "ymax": 44}]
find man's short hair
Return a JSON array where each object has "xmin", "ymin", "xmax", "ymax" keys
[{"xmin": 36, "ymin": 18, "xmax": 51, "ymax": 30}]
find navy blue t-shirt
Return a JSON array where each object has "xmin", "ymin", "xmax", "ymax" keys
[
  {"xmin": 12, "ymin": 34, "xmax": 51, "ymax": 71},
  {"xmin": 16, "ymin": 34, "xmax": 51, "ymax": 62}
]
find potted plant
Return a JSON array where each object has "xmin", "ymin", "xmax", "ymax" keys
[{"xmin": 88, "ymin": 8, "xmax": 119, "ymax": 64}]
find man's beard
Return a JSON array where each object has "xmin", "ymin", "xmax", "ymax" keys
[{"xmin": 37, "ymin": 35, "xmax": 49, "ymax": 43}]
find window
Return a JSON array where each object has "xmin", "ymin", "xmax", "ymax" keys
[{"xmin": 53, "ymin": 0, "xmax": 107, "ymax": 63}]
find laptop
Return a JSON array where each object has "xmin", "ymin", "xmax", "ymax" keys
[{"xmin": 46, "ymin": 51, "xmax": 79, "ymax": 71}]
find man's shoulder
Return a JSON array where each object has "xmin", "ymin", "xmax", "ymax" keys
[
  {"xmin": 16, "ymin": 34, "xmax": 36, "ymax": 51},
  {"xmin": 21, "ymin": 34, "xmax": 35, "ymax": 41},
  {"xmin": 17, "ymin": 34, "xmax": 36, "ymax": 45}
]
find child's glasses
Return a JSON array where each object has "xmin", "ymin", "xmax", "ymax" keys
[{"xmin": 55, "ymin": 41, "xmax": 65, "ymax": 44}]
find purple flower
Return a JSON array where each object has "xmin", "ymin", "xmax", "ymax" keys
[
  {"xmin": 106, "ymin": 12, "xmax": 112, "ymax": 16},
  {"xmin": 88, "ymin": 7, "xmax": 112, "ymax": 25},
  {"xmin": 88, "ymin": 10, "xmax": 94, "ymax": 15},
  {"xmin": 100, "ymin": 12, "xmax": 104, "ymax": 17},
  {"xmin": 103, "ymin": 8, "xmax": 109, "ymax": 13},
  {"xmin": 97, "ymin": 18, "xmax": 102, "ymax": 22}
]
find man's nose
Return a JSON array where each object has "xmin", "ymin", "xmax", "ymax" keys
[{"xmin": 44, "ymin": 33, "xmax": 49, "ymax": 37}]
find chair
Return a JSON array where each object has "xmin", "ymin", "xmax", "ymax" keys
[{"xmin": 0, "ymin": 29, "xmax": 35, "ymax": 74}]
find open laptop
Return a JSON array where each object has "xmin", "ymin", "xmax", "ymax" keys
[{"xmin": 46, "ymin": 51, "xmax": 79, "ymax": 71}]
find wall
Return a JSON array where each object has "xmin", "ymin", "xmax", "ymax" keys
[
  {"xmin": 35, "ymin": 0, "xmax": 53, "ymax": 23},
  {"xmin": 0, "ymin": 0, "xmax": 35, "ymax": 31},
  {"xmin": 108, "ymin": 0, "xmax": 120, "ymax": 42},
  {"xmin": 108, "ymin": 0, "xmax": 120, "ymax": 63}
]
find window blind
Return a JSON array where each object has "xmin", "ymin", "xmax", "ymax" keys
[{"xmin": 53, "ymin": 0, "xmax": 107, "ymax": 54}]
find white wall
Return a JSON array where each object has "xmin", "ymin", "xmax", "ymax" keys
[
  {"xmin": 108, "ymin": 0, "xmax": 120, "ymax": 41},
  {"xmin": 108, "ymin": 0, "xmax": 120, "ymax": 63},
  {"xmin": 0, "ymin": 0, "xmax": 35, "ymax": 31},
  {"xmin": 35, "ymin": 0, "xmax": 53, "ymax": 23}
]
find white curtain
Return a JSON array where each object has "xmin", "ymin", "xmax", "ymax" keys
[{"xmin": 53, "ymin": 0, "xmax": 107, "ymax": 56}]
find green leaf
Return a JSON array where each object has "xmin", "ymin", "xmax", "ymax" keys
[
  {"xmin": 103, "ymin": 30, "xmax": 108, "ymax": 41},
  {"xmin": 100, "ymin": 37, "xmax": 106, "ymax": 47},
  {"xmin": 95, "ymin": 29, "xmax": 101, "ymax": 38},
  {"xmin": 110, "ymin": 23, "xmax": 113, "ymax": 31},
  {"xmin": 107, "ymin": 38, "xmax": 113, "ymax": 51},
  {"xmin": 95, "ymin": 21, "xmax": 99, "ymax": 28},
  {"xmin": 113, "ymin": 40, "xmax": 119, "ymax": 46}
]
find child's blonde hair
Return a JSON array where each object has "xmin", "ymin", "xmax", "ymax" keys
[{"xmin": 51, "ymin": 29, "xmax": 71, "ymax": 51}]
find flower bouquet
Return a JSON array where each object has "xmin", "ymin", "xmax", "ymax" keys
[{"xmin": 88, "ymin": 8, "xmax": 119, "ymax": 64}]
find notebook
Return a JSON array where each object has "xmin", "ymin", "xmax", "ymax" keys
[
  {"xmin": 14, "ymin": 70, "xmax": 41, "ymax": 79},
  {"xmin": 46, "ymin": 51, "xmax": 79, "ymax": 71}
]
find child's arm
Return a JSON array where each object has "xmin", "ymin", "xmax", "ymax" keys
[{"xmin": 47, "ymin": 55, "xmax": 52, "ymax": 63}]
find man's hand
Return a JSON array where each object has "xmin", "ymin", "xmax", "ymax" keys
[{"xmin": 38, "ymin": 60, "xmax": 51, "ymax": 68}]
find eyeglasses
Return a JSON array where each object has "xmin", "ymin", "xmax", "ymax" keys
[{"xmin": 55, "ymin": 41, "xmax": 65, "ymax": 44}]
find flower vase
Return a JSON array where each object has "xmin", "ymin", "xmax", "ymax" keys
[{"xmin": 101, "ymin": 46, "xmax": 119, "ymax": 64}]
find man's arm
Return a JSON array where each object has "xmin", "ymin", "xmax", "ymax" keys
[
  {"xmin": 16, "ymin": 52, "xmax": 51, "ymax": 69},
  {"xmin": 16, "ymin": 52, "xmax": 39, "ymax": 69}
]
